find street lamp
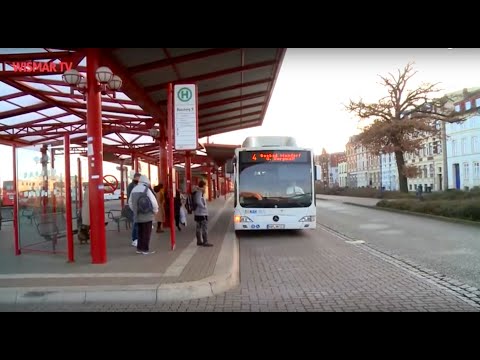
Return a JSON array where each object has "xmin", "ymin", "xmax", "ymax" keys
[
  {"xmin": 62, "ymin": 69, "xmax": 82, "ymax": 86},
  {"xmin": 148, "ymin": 128, "xmax": 160, "ymax": 140},
  {"xmin": 62, "ymin": 66, "xmax": 123, "ymax": 99}
]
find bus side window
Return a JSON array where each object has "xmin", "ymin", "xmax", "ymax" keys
[{"xmin": 315, "ymin": 165, "xmax": 321, "ymax": 181}]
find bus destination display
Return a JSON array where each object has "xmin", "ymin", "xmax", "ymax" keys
[{"xmin": 240, "ymin": 150, "xmax": 309, "ymax": 163}]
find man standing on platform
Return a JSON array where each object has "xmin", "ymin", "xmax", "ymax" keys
[{"xmin": 127, "ymin": 172, "xmax": 141, "ymax": 247}]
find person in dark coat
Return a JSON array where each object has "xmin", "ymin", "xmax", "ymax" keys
[{"xmin": 174, "ymin": 190, "xmax": 182, "ymax": 231}]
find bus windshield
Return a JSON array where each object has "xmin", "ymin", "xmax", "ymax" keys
[
  {"xmin": 3, "ymin": 181, "xmax": 13, "ymax": 191},
  {"xmin": 238, "ymin": 160, "xmax": 312, "ymax": 208}
]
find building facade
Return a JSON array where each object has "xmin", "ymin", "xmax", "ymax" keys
[
  {"xmin": 381, "ymin": 152, "xmax": 399, "ymax": 191},
  {"xmin": 338, "ymin": 161, "xmax": 347, "ymax": 187},
  {"xmin": 446, "ymin": 111, "xmax": 480, "ymax": 190},
  {"xmin": 367, "ymin": 153, "xmax": 381, "ymax": 189},
  {"xmin": 327, "ymin": 152, "xmax": 345, "ymax": 187},
  {"xmin": 345, "ymin": 136, "xmax": 358, "ymax": 187},
  {"xmin": 404, "ymin": 133, "xmax": 444, "ymax": 192}
]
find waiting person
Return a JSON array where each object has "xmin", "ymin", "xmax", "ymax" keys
[
  {"xmin": 128, "ymin": 175, "xmax": 158, "ymax": 255},
  {"xmin": 127, "ymin": 172, "xmax": 141, "ymax": 247},
  {"xmin": 78, "ymin": 185, "xmax": 90, "ymax": 243},
  {"xmin": 193, "ymin": 180, "xmax": 213, "ymax": 247},
  {"xmin": 174, "ymin": 190, "xmax": 182, "ymax": 231}
]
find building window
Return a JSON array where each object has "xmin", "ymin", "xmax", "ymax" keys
[
  {"xmin": 473, "ymin": 136, "xmax": 479, "ymax": 153},
  {"xmin": 463, "ymin": 163, "xmax": 470, "ymax": 180},
  {"xmin": 474, "ymin": 162, "xmax": 480, "ymax": 179},
  {"xmin": 452, "ymin": 140, "xmax": 457, "ymax": 156},
  {"xmin": 423, "ymin": 165, "xmax": 428, "ymax": 178},
  {"xmin": 462, "ymin": 138, "xmax": 467, "ymax": 155},
  {"xmin": 466, "ymin": 101, "xmax": 472, "ymax": 111},
  {"xmin": 455, "ymin": 104, "xmax": 461, "ymax": 112},
  {"xmin": 429, "ymin": 164, "xmax": 434, "ymax": 177},
  {"xmin": 409, "ymin": 184, "xmax": 413, "ymax": 190},
  {"xmin": 414, "ymin": 184, "xmax": 418, "ymax": 190},
  {"xmin": 438, "ymin": 167, "xmax": 442, "ymax": 174},
  {"xmin": 476, "ymin": 98, "xmax": 480, "ymax": 108}
]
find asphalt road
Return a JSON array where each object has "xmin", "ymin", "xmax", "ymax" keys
[{"xmin": 316, "ymin": 199, "xmax": 480, "ymax": 289}]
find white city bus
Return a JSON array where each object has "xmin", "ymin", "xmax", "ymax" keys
[{"xmin": 233, "ymin": 136, "xmax": 317, "ymax": 231}]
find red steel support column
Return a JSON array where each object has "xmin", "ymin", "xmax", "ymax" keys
[
  {"xmin": 12, "ymin": 145, "xmax": 20, "ymax": 255},
  {"xmin": 51, "ymin": 149, "xmax": 56, "ymax": 213},
  {"xmin": 135, "ymin": 158, "xmax": 140, "ymax": 174},
  {"xmin": 159, "ymin": 134, "xmax": 168, "ymax": 227},
  {"xmin": 131, "ymin": 154, "xmax": 136, "ymax": 175},
  {"xmin": 64, "ymin": 134, "xmax": 74, "ymax": 262},
  {"xmin": 160, "ymin": 134, "xmax": 167, "ymax": 186},
  {"xmin": 157, "ymin": 161, "xmax": 161, "ymax": 185},
  {"xmin": 207, "ymin": 169, "xmax": 212, "ymax": 202},
  {"xmin": 223, "ymin": 165, "xmax": 227, "ymax": 200},
  {"xmin": 216, "ymin": 167, "xmax": 220, "ymax": 198},
  {"xmin": 120, "ymin": 159, "xmax": 125, "ymax": 209},
  {"xmin": 167, "ymin": 83, "xmax": 176, "ymax": 250},
  {"xmin": 185, "ymin": 151, "xmax": 192, "ymax": 194},
  {"xmin": 86, "ymin": 48, "xmax": 106, "ymax": 264},
  {"xmin": 41, "ymin": 146, "xmax": 48, "ymax": 214},
  {"xmin": 77, "ymin": 157, "xmax": 82, "ymax": 210}
]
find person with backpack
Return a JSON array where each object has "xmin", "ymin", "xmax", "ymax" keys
[
  {"xmin": 128, "ymin": 175, "xmax": 159, "ymax": 255},
  {"xmin": 193, "ymin": 180, "xmax": 213, "ymax": 247},
  {"xmin": 127, "ymin": 172, "xmax": 141, "ymax": 247}
]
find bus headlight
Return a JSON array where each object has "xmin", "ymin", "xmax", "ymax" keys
[
  {"xmin": 299, "ymin": 216, "xmax": 315, "ymax": 222},
  {"xmin": 234, "ymin": 215, "xmax": 253, "ymax": 223}
]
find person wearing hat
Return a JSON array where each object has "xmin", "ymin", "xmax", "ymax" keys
[{"xmin": 127, "ymin": 172, "xmax": 141, "ymax": 247}]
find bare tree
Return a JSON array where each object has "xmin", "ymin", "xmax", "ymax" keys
[{"xmin": 345, "ymin": 62, "xmax": 465, "ymax": 193}]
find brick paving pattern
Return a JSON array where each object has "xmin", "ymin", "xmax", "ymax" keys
[{"xmin": 2, "ymin": 222, "xmax": 478, "ymax": 312}]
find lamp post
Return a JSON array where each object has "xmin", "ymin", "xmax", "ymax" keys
[
  {"xmin": 62, "ymin": 67, "xmax": 123, "ymax": 98},
  {"xmin": 62, "ymin": 58, "xmax": 123, "ymax": 264}
]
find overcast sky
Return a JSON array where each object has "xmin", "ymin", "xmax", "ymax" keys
[
  {"xmin": 3, "ymin": 48, "xmax": 480, "ymax": 184},
  {"xmin": 204, "ymin": 48, "xmax": 480, "ymax": 153}
]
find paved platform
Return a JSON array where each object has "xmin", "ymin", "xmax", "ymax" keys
[
  {"xmin": 0, "ymin": 195, "xmax": 239, "ymax": 304},
  {"xmin": 2, "ymin": 218, "xmax": 478, "ymax": 312}
]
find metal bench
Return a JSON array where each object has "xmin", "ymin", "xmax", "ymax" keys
[
  {"xmin": 21, "ymin": 208, "xmax": 34, "ymax": 224},
  {"xmin": 0, "ymin": 206, "xmax": 13, "ymax": 231},
  {"xmin": 33, "ymin": 212, "xmax": 78, "ymax": 253},
  {"xmin": 106, "ymin": 207, "xmax": 132, "ymax": 232}
]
